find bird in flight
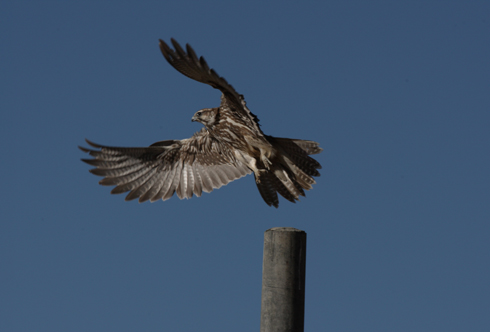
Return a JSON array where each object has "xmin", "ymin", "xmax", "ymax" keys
[{"xmin": 80, "ymin": 38, "xmax": 322, "ymax": 207}]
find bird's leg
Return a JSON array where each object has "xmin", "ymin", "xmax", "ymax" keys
[
  {"xmin": 248, "ymin": 158, "xmax": 267, "ymax": 183},
  {"xmin": 244, "ymin": 136, "xmax": 273, "ymax": 171},
  {"xmin": 259, "ymin": 148, "xmax": 272, "ymax": 170}
]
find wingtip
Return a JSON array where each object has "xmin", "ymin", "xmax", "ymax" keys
[
  {"xmin": 158, "ymin": 39, "xmax": 165, "ymax": 49},
  {"xmin": 170, "ymin": 37, "xmax": 179, "ymax": 48},
  {"xmin": 170, "ymin": 38, "xmax": 186, "ymax": 56},
  {"xmin": 84, "ymin": 139, "xmax": 102, "ymax": 148},
  {"xmin": 79, "ymin": 146, "xmax": 89, "ymax": 153},
  {"xmin": 159, "ymin": 38, "xmax": 169, "ymax": 46},
  {"xmin": 79, "ymin": 139, "xmax": 104, "ymax": 154},
  {"xmin": 159, "ymin": 39, "xmax": 174, "ymax": 61}
]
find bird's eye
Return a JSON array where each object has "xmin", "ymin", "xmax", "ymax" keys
[{"xmin": 197, "ymin": 112, "xmax": 202, "ymax": 116}]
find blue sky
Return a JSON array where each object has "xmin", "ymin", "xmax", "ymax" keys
[{"xmin": 1, "ymin": 1, "xmax": 489, "ymax": 331}]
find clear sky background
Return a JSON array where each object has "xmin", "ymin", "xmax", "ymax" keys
[{"xmin": 1, "ymin": 1, "xmax": 489, "ymax": 331}]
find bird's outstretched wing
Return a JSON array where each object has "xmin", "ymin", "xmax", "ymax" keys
[
  {"xmin": 159, "ymin": 38, "xmax": 262, "ymax": 134},
  {"xmin": 79, "ymin": 131, "xmax": 251, "ymax": 203}
]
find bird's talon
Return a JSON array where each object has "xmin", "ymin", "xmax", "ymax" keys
[{"xmin": 262, "ymin": 156, "xmax": 272, "ymax": 170}]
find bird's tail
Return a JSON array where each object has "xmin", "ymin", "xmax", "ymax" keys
[{"xmin": 255, "ymin": 136, "xmax": 322, "ymax": 208}]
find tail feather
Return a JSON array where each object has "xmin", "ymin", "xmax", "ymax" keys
[
  {"xmin": 255, "ymin": 172, "xmax": 279, "ymax": 208},
  {"xmin": 290, "ymin": 139, "xmax": 323, "ymax": 155},
  {"xmin": 256, "ymin": 136, "xmax": 322, "ymax": 206},
  {"xmin": 268, "ymin": 136, "xmax": 321, "ymax": 175},
  {"xmin": 273, "ymin": 167, "xmax": 304, "ymax": 200},
  {"xmin": 270, "ymin": 171, "xmax": 298, "ymax": 204},
  {"xmin": 272, "ymin": 137, "xmax": 323, "ymax": 155}
]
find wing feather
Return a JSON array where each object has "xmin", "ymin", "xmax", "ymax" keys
[
  {"xmin": 195, "ymin": 163, "xmax": 214, "ymax": 193},
  {"xmin": 111, "ymin": 167, "xmax": 157, "ymax": 195},
  {"xmin": 159, "ymin": 39, "xmax": 241, "ymax": 105},
  {"xmin": 79, "ymin": 130, "xmax": 251, "ymax": 203},
  {"xmin": 192, "ymin": 164, "xmax": 203, "ymax": 197},
  {"xmin": 152, "ymin": 165, "xmax": 177, "ymax": 202},
  {"xmin": 124, "ymin": 168, "xmax": 159, "ymax": 201},
  {"xmin": 139, "ymin": 168, "xmax": 166, "ymax": 202},
  {"xmin": 206, "ymin": 165, "xmax": 225, "ymax": 189},
  {"xmin": 159, "ymin": 38, "xmax": 262, "ymax": 134},
  {"xmin": 184, "ymin": 163, "xmax": 194, "ymax": 199},
  {"xmin": 164, "ymin": 161, "xmax": 182, "ymax": 200},
  {"xmin": 98, "ymin": 165, "xmax": 148, "ymax": 186}
]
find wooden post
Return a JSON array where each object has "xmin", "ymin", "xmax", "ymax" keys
[{"xmin": 260, "ymin": 227, "xmax": 306, "ymax": 332}]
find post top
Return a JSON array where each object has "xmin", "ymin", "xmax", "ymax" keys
[{"xmin": 266, "ymin": 227, "xmax": 305, "ymax": 233}]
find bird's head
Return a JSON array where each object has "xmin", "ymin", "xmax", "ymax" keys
[{"xmin": 192, "ymin": 108, "xmax": 219, "ymax": 128}]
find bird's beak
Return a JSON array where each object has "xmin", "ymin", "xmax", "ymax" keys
[{"xmin": 191, "ymin": 115, "xmax": 198, "ymax": 122}]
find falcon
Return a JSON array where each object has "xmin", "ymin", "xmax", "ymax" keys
[{"xmin": 79, "ymin": 38, "xmax": 322, "ymax": 207}]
